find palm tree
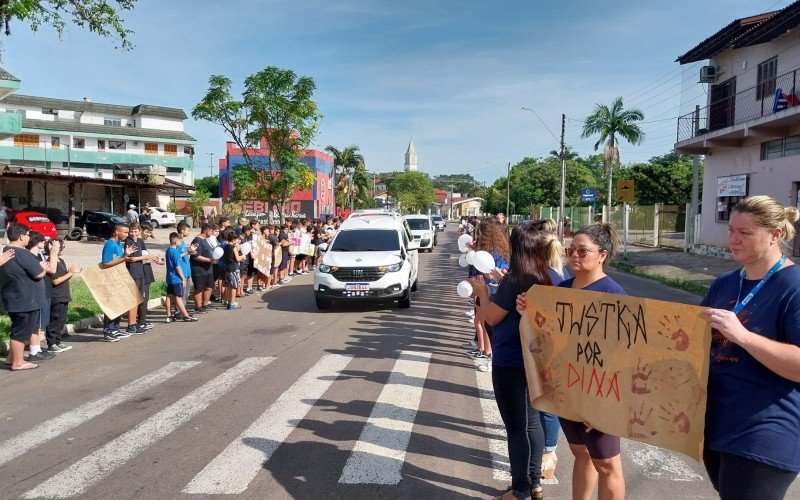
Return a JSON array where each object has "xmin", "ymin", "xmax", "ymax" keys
[
  {"xmin": 548, "ymin": 145, "xmax": 580, "ymax": 161},
  {"xmin": 351, "ymin": 163, "xmax": 374, "ymax": 208},
  {"xmin": 581, "ymin": 96, "xmax": 645, "ymax": 213},
  {"xmin": 324, "ymin": 145, "xmax": 365, "ymax": 212}
]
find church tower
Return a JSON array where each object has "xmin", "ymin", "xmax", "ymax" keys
[{"xmin": 404, "ymin": 140, "xmax": 418, "ymax": 172}]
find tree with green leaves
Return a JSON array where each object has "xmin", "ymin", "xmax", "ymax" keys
[
  {"xmin": 1, "ymin": 0, "xmax": 136, "ymax": 56},
  {"xmin": 185, "ymin": 188, "xmax": 211, "ymax": 227},
  {"xmin": 324, "ymin": 145, "xmax": 365, "ymax": 211},
  {"xmin": 194, "ymin": 176, "xmax": 219, "ymax": 198},
  {"xmin": 388, "ymin": 171, "xmax": 435, "ymax": 213},
  {"xmin": 194, "ymin": 67, "xmax": 321, "ymax": 223},
  {"xmin": 581, "ymin": 96, "xmax": 645, "ymax": 212},
  {"xmin": 623, "ymin": 153, "xmax": 702, "ymax": 205},
  {"xmin": 432, "ymin": 173, "xmax": 483, "ymax": 198},
  {"xmin": 350, "ymin": 163, "xmax": 375, "ymax": 208}
]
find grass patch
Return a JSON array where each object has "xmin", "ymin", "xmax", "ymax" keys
[
  {"xmin": 610, "ymin": 261, "xmax": 709, "ymax": 296},
  {"xmin": 0, "ymin": 279, "xmax": 168, "ymax": 344}
]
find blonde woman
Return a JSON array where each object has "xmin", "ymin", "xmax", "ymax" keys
[{"xmin": 701, "ymin": 195, "xmax": 800, "ymax": 499}]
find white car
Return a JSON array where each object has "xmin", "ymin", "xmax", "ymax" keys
[
  {"xmin": 431, "ymin": 214, "xmax": 446, "ymax": 231},
  {"xmin": 402, "ymin": 214, "xmax": 435, "ymax": 252},
  {"xmin": 314, "ymin": 215, "xmax": 420, "ymax": 309},
  {"xmin": 149, "ymin": 207, "xmax": 176, "ymax": 227}
]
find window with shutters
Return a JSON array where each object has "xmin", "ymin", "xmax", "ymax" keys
[
  {"xmin": 145, "ymin": 143, "xmax": 158, "ymax": 154},
  {"xmin": 97, "ymin": 140, "xmax": 106, "ymax": 151},
  {"xmin": 757, "ymin": 56, "xmax": 778, "ymax": 100},
  {"xmin": 73, "ymin": 138, "xmax": 85, "ymax": 149},
  {"xmin": 14, "ymin": 134, "xmax": 39, "ymax": 147},
  {"xmin": 164, "ymin": 144, "xmax": 177, "ymax": 156}
]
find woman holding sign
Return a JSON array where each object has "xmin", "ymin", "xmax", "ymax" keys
[
  {"xmin": 472, "ymin": 222, "xmax": 563, "ymax": 500},
  {"xmin": 517, "ymin": 222, "xmax": 627, "ymax": 500},
  {"xmin": 702, "ymin": 196, "xmax": 800, "ymax": 499}
]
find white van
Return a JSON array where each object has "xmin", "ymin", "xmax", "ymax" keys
[
  {"xmin": 402, "ymin": 214, "xmax": 435, "ymax": 252},
  {"xmin": 313, "ymin": 215, "xmax": 420, "ymax": 309}
]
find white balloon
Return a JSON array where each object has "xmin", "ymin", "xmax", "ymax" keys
[
  {"xmin": 458, "ymin": 253, "xmax": 469, "ymax": 268},
  {"xmin": 456, "ymin": 280, "xmax": 473, "ymax": 298},
  {"xmin": 457, "ymin": 234, "xmax": 473, "ymax": 253},
  {"xmin": 465, "ymin": 250, "xmax": 476, "ymax": 265},
  {"xmin": 240, "ymin": 242, "xmax": 252, "ymax": 255},
  {"xmin": 141, "ymin": 249, "xmax": 149, "ymax": 255},
  {"xmin": 473, "ymin": 250, "xmax": 496, "ymax": 274},
  {"xmin": 212, "ymin": 246, "xmax": 224, "ymax": 260}
]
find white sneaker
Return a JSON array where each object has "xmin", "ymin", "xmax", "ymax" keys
[{"xmin": 478, "ymin": 362, "xmax": 491, "ymax": 372}]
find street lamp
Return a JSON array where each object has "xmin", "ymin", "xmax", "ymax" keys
[{"xmin": 207, "ymin": 152, "xmax": 215, "ymax": 178}]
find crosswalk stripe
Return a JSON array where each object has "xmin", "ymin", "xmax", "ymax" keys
[
  {"xmin": 338, "ymin": 351, "xmax": 431, "ymax": 485},
  {"xmin": 22, "ymin": 357, "xmax": 275, "ymax": 499},
  {"xmin": 182, "ymin": 353, "xmax": 353, "ymax": 494},
  {"xmin": 0, "ymin": 361, "xmax": 200, "ymax": 468},
  {"xmin": 623, "ymin": 441, "xmax": 704, "ymax": 482},
  {"xmin": 473, "ymin": 360, "xmax": 558, "ymax": 485}
]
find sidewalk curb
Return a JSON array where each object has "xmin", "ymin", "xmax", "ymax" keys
[{"xmin": 66, "ymin": 296, "xmax": 166, "ymax": 334}]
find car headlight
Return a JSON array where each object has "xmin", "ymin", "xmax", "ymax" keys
[
  {"xmin": 318, "ymin": 264, "xmax": 337, "ymax": 273},
  {"xmin": 379, "ymin": 262, "xmax": 403, "ymax": 273}
]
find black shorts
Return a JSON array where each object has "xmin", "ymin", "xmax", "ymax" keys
[
  {"xmin": 559, "ymin": 417, "xmax": 620, "ymax": 459},
  {"xmin": 213, "ymin": 265, "xmax": 223, "ymax": 281},
  {"xmin": 167, "ymin": 282, "xmax": 185, "ymax": 297},
  {"xmin": 10, "ymin": 310, "xmax": 40, "ymax": 341},
  {"xmin": 192, "ymin": 273, "xmax": 214, "ymax": 291}
]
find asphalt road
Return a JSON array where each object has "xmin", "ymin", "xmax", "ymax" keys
[{"xmin": 0, "ymin": 227, "xmax": 797, "ymax": 499}]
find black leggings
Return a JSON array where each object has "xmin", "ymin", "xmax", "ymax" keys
[
  {"xmin": 492, "ymin": 365, "xmax": 544, "ymax": 492},
  {"xmin": 703, "ymin": 448, "xmax": 797, "ymax": 500}
]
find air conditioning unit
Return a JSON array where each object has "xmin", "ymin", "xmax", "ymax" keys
[
  {"xmin": 700, "ymin": 65, "xmax": 717, "ymax": 83},
  {"xmin": 133, "ymin": 141, "xmax": 140, "ymax": 146}
]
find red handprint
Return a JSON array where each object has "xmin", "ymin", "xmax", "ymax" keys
[
  {"xmin": 657, "ymin": 314, "xmax": 690, "ymax": 351},
  {"xmin": 658, "ymin": 401, "xmax": 691, "ymax": 434},
  {"xmin": 628, "ymin": 403, "xmax": 655, "ymax": 439},
  {"xmin": 631, "ymin": 358, "xmax": 653, "ymax": 395}
]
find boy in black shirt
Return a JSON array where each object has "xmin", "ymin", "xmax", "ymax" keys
[
  {"xmin": 46, "ymin": 239, "xmax": 79, "ymax": 352},
  {"xmin": 222, "ymin": 230, "xmax": 243, "ymax": 310},
  {"xmin": 190, "ymin": 223, "xmax": 216, "ymax": 313}
]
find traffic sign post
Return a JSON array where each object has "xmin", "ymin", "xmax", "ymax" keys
[
  {"xmin": 580, "ymin": 187, "xmax": 597, "ymax": 203},
  {"xmin": 616, "ymin": 179, "xmax": 634, "ymax": 203}
]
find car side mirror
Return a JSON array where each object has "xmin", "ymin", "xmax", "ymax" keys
[{"xmin": 407, "ymin": 241, "xmax": 419, "ymax": 251}]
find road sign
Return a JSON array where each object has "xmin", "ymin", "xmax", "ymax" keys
[
  {"xmin": 616, "ymin": 179, "xmax": 634, "ymax": 202},
  {"xmin": 580, "ymin": 188, "xmax": 597, "ymax": 203}
]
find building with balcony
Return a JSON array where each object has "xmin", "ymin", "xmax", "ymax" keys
[
  {"xmin": 0, "ymin": 68, "xmax": 196, "ymax": 219},
  {"xmin": 675, "ymin": 1, "xmax": 800, "ymax": 254}
]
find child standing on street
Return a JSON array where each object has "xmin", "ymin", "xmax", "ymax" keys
[
  {"xmin": 222, "ymin": 230, "xmax": 243, "ymax": 310},
  {"xmin": 46, "ymin": 239, "xmax": 79, "ymax": 352},
  {"xmin": 165, "ymin": 232, "xmax": 197, "ymax": 322}
]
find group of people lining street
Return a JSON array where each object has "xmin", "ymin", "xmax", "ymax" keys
[
  {"xmin": 0, "ymin": 214, "xmax": 343, "ymax": 360},
  {"xmin": 458, "ymin": 196, "xmax": 800, "ymax": 500}
]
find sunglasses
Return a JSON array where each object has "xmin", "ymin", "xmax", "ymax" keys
[{"xmin": 565, "ymin": 248, "xmax": 598, "ymax": 258}]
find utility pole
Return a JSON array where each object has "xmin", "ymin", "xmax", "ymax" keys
[
  {"xmin": 505, "ymin": 162, "xmax": 511, "ymax": 217},
  {"xmin": 207, "ymin": 152, "xmax": 214, "ymax": 178},
  {"xmin": 689, "ymin": 104, "xmax": 701, "ymax": 252},
  {"xmin": 559, "ymin": 113, "xmax": 567, "ymax": 242}
]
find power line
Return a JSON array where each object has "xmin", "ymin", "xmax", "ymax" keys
[{"xmin": 521, "ymin": 107, "xmax": 561, "ymax": 145}]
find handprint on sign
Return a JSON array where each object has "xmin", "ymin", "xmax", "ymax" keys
[
  {"xmin": 543, "ymin": 376, "xmax": 566, "ymax": 406},
  {"xmin": 656, "ymin": 314, "xmax": 690, "ymax": 351},
  {"xmin": 627, "ymin": 403, "xmax": 656, "ymax": 439},
  {"xmin": 631, "ymin": 358, "xmax": 653, "ymax": 395},
  {"xmin": 658, "ymin": 401, "xmax": 691, "ymax": 434},
  {"xmin": 528, "ymin": 329, "xmax": 553, "ymax": 361}
]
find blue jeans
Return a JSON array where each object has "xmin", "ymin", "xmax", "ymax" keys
[
  {"xmin": 540, "ymin": 411, "xmax": 560, "ymax": 452},
  {"xmin": 492, "ymin": 365, "xmax": 544, "ymax": 492}
]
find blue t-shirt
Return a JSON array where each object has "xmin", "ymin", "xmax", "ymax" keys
[
  {"xmin": 557, "ymin": 275, "xmax": 626, "ymax": 295},
  {"xmin": 177, "ymin": 240, "xmax": 191, "ymax": 278},
  {"xmin": 701, "ymin": 265, "xmax": 800, "ymax": 471},
  {"xmin": 491, "ymin": 268, "xmax": 565, "ymax": 367},
  {"xmin": 101, "ymin": 238, "xmax": 123, "ymax": 264},
  {"xmin": 165, "ymin": 246, "xmax": 183, "ymax": 285}
]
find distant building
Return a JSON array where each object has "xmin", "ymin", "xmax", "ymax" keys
[
  {"xmin": 674, "ymin": 1, "xmax": 800, "ymax": 256},
  {"xmin": 404, "ymin": 140, "xmax": 418, "ymax": 171},
  {"xmin": 451, "ymin": 196, "xmax": 484, "ymax": 218}
]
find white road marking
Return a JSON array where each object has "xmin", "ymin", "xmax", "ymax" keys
[
  {"xmin": 23, "ymin": 357, "xmax": 275, "ymax": 499},
  {"xmin": 338, "ymin": 351, "xmax": 432, "ymax": 484},
  {"xmin": 0, "ymin": 361, "xmax": 199, "ymax": 468},
  {"xmin": 473, "ymin": 360, "xmax": 558, "ymax": 485},
  {"xmin": 182, "ymin": 353, "xmax": 353, "ymax": 494},
  {"xmin": 623, "ymin": 441, "xmax": 704, "ymax": 481}
]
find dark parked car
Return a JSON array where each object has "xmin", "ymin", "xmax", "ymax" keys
[{"xmin": 72, "ymin": 210, "xmax": 127, "ymax": 239}]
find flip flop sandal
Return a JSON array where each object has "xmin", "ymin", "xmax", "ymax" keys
[
  {"xmin": 11, "ymin": 362, "xmax": 38, "ymax": 371},
  {"xmin": 495, "ymin": 487, "xmax": 532, "ymax": 500}
]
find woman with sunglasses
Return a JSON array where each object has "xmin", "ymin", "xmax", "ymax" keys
[{"xmin": 517, "ymin": 222, "xmax": 626, "ymax": 500}]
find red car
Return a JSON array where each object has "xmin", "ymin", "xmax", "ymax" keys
[{"xmin": 8, "ymin": 210, "xmax": 58, "ymax": 239}]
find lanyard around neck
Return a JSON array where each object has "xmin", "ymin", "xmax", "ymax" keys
[{"xmin": 733, "ymin": 255, "xmax": 786, "ymax": 314}]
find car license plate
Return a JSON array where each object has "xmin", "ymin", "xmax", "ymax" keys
[{"xmin": 345, "ymin": 283, "xmax": 370, "ymax": 292}]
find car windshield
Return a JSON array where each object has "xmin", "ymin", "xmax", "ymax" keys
[
  {"xmin": 108, "ymin": 214, "xmax": 126, "ymax": 223},
  {"xmin": 405, "ymin": 219, "xmax": 430, "ymax": 230},
  {"xmin": 432, "ymin": 216, "xmax": 443, "ymax": 221},
  {"xmin": 330, "ymin": 229, "xmax": 400, "ymax": 252}
]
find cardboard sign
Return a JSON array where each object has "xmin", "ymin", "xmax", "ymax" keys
[
  {"xmin": 250, "ymin": 234, "xmax": 273, "ymax": 275},
  {"xmin": 520, "ymin": 286, "xmax": 711, "ymax": 461},
  {"xmin": 82, "ymin": 264, "xmax": 143, "ymax": 319}
]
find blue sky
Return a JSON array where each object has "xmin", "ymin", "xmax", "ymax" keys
[{"xmin": 3, "ymin": 0, "xmax": 791, "ymax": 183}]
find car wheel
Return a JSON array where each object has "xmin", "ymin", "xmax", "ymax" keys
[
  {"xmin": 398, "ymin": 287, "xmax": 411, "ymax": 308},
  {"xmin": 411, "ymin": 278, "xmax": 418, "ymax": 292},
  {"xmin": 433, "ymin": 236, "xmax": 438, "ymax": 246},
  {"xmin": 150, "ymin": 219, "xmax": 160, "ymax": 228},
  {"xmin": 66, "ymin": 228, "xmax": 83, "ymax": 241},
  {"xmin": 315, "ymin": 296, "xmax": 332, "ymax": 309}
]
